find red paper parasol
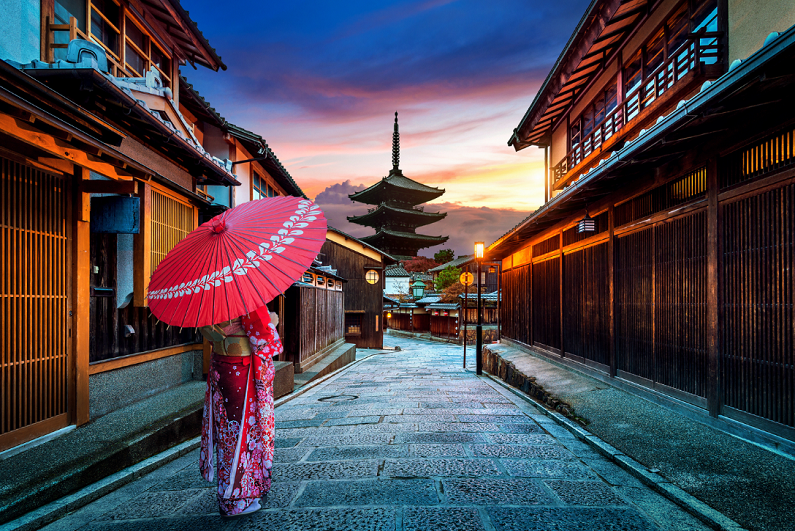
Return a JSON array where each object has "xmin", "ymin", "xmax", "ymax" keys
[{"xmin": 147, "ymin": 197, "xmax": 326, "ymax": 327}]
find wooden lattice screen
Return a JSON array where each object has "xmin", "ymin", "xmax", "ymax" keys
[
  {"xmin": 150, "ymin": 190, "xmax": 194, "ymax": 272},
  {"xmin": 0, "ymin": 157, "xmax": 70, "ymax": 446}
]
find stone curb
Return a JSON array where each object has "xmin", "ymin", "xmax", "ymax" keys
[
  {"xmin": 1, "ymin": 351, "xmax": 381, "ymax": 531},
  {"xmin": 0, "ymin": 438, "xmax": 200, "ymax": 531},
  {"xmin": 480, "ymin": 371, "xmax": 745, "ymax": 531}
]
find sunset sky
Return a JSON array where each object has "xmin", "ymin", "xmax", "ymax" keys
[{"xmin": 183, "ymin": 0, "xmax": 591, "ymax": 256}]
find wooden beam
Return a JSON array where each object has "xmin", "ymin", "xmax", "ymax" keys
[
  {"xmin": 73, "ymin": 167, "xmax": 91, "ymax": 426},
  {"xmin": 0, "ymin": 112, "xmax": 135, "ymax": 181},
  {"xmin": 37, "ymin": 157, "xmax": 74, "ymax": 174},
  {"xmin": 81, "ymin": 180, "xmax": 139, "ymax": 195},
  {"xmin": 150, "ymin": 0, "xmax": 219, "ymax": 70},
  {"xmin": 88, "ymin": 343, "xmax": 203, "ymax": 375}
]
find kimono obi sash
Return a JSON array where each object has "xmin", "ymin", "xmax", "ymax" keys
[{"xmin": 199, "ymin": 318, "xmax": 253, "ymax": 357}]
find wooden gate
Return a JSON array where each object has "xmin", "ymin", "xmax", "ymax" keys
[{"xmin": 0, "ymin": 157, "xmax": 71, "ymax": 451}]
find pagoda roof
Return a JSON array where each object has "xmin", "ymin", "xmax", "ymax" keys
[
  {"xmin": 348, "ymin": 203, "xmax": 446, "ymax": 228},
  {"xmin": 349, "ymin": 170, "xmax": 445, "ymax": 206},
  {"xmin": 359, "ymin": 228, "xmax": 449, "ymax": 250}
]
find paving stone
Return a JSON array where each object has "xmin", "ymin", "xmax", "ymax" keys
[
  {"xmin": 151, "ymin": 466, "xmax": 211, "ymax": 491},
  {"xmin": 299, "ymin": 434, "xmax": 394, "ymax": 446},
  {"xmin": 417, "ymin": 422, "xmax": 501, "ymax": 432},
  {"xmin": 294, "ymin": 479, "xmax": 439, "ymax": 506},
  {"xmin": 498, "ymin": 423, "xmax": 546, "ymax": 434},
  {"xmin": 471, "ymin": 444, "xmax": 574, "ymax": 460},
  {"xmin": 383, "ymin": 414, "xmax": 458, "ymax": 423},
  {"xmin": 351, "ymin": 423, "xmax": 418, "ymax": 433},
  {"xmin": 486, "ymin": 507, "xmax": 656, "ymax": 531},
  {"xmin": 179, "ymin": 482, "xmax": 301, "ymax": 514},
  {"xmin": 306, "ymin": 445, "xmax": 407, "ymax": 461},
  {"xmin": 455, "ymin": 415, "xmax": 529, "ymax": 424},
  {"xmin": 582, "ymin": 459, "xmax": 646, "ymax": 488},
  {"xmin": 275, "ymin": 409, "xmax": 320, "ymax": 421},
  {"xmin": 403, "ymin": 507, "xmax": 485, "ymax": 531},
  {"xmin": 544, "ymin": 480, "xmax": 628, "ymax": 506},
  {"xmin": 236, "ymin": 508, "xmax": 397, "ymax": 531},
  {"xmin": 274, "ymin": 447, "xmax": 310, "ymax": 463},
  {"xmin": 394, "ymin": 432, "xmax": 487, "ymax": 444},
  {"xmin": 275, "ymin": 437, "xmax": 303, "ymax": 448},
  {"xmin": 615, "ymin": 486, "xmax": 712, "ymax": 530},
  {"xmin": 443, "ymin": 478, "xmax": 555, "ymax": 505},
  {"xmin": 382, "ymin": 458, "xmax": 501, "ymax": 478},
  {"xmin": 96, "ymin": 489, "xmax": 206, "ymax": 520},
  {"xmin": 346, "ymin": 408, "xmax": 404, "ymax": 416},
  {"xmin": 503, "ymin": 459, "xmax": 598, "ymax": 480},
  {"xmin": 84, "ymin": 515, "xmax": 233, "ymax": 531},
  {"xmin": 273, "ymin": 459, "xmax": 381, "ymax": 480},
  {"xmin": 408, "ymin": 444, "xmax": 467, "ymax": 457},
  {"xmin": 485, "ymin": 433, "xmax": 558, "ymax": 445},
  {"xmin": 276, "ymin": 418, "xmax": 328, "ymax": 429},
  {"xmin": 324, "ymin": 416, "xmax": 381, "ymax": 426}
]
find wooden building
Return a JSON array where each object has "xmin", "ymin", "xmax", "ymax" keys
[
  {"xmin": 493, "ymin": 0, "xmax": 795, "ymax": 443},
  {"xmin": 319, "ymin": 228, "xmax": 396, "ymax": 349},
  {"xmin": 0, "ymin": 0, "xmax": 236, "ymax": 452},
  {"xmin": 348, "ymin": 113, "xmax": 448, "ymax": 258}
]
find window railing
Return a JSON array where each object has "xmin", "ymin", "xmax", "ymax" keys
[
  {"xmin": 556, "ymin": 32, "xmax": 723, "ymax": 186},
  {"xmin": 48, "ymin": 16, "xmax": 131, "ymax": 77}
]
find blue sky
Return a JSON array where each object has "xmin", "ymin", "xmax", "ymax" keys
[{"xmin": 183, "ymin": 0, "xmax": 590, "ymax": 255}]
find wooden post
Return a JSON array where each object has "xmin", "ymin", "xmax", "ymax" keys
[
  {"xmin": 133, "ymin": 183, "xmax": 151, "ymax": 307},
  {"xmin": 73, "ymin": 167, "xmax": 90, "ymax": 425},
  {"xmin": 707, "ymin": 158, "xmax": 721, "ymax": 417},
  {"xmin": 559, "ymin": 232, "xmax": 565, "ymax": 357},
  {"xmin": 608, "ymin": 205, "xmax": 617, "ymax": 377}
]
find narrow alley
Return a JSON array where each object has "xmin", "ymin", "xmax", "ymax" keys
[{"xmin": 37, "ymin": 337, "xmax": 709, "ymax": 531}]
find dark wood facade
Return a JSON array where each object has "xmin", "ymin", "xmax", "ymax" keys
[
  {"xmin": 497, "ymin": 1, "xmax": 795, "ymax": 441},
  {"xmin": 283, "ymin": 284, "xmax": 344, "ymax": 371},
  {"xmin": 320, "ymin": 234, "xmax": 392, "ymax": 349}
]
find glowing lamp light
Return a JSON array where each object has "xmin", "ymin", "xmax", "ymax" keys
[
  {"xmin": 578, "ymin": 213, "xmax": 595, "ymax": 233},
  {"xmin": 475, "ymin": 242, "xmax": 484, "ymax": 259},
  {"xmin": 387, "ymin": 311, "xmax": 392, "ymax": 318},
  {"xmin": 365, "ymin": 269, "xmax": 380, "ymax": 284}
]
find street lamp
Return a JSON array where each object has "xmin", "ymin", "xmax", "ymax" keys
[{"xmin": 475, "ymin": 242, "xmax": 484, "ymax": 375}]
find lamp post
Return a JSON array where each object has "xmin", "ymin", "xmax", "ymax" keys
[{"xmin": 475, "ymin": 242, "xmax": 484, "ymax": 375}]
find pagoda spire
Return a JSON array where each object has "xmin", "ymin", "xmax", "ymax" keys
[{"xmin": 392, "ymin": 111, "xmax": 400, "ymax": 171}]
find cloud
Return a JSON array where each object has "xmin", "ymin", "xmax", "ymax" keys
[{"xmin": 313, "ymin": 180, "xmax": 366, "ymax": 204}]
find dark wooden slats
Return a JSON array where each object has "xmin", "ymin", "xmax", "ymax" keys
[
  {"xmin": 564, "ymin": 243, "xmax": 610, "ymax": 365},
  {"xmin": 616, "ymin": 228, "xmax": 655, "ymax": 379},
  {"xmin": 615, "ymin": 167, "xmax": 706, "ymax": 226},
  {"xmin": 721, "ymin": 126, "xmax": 795, "ymax": 189},
  {"xmin": 430, "ymin": 316, "xmax": 458, "ymax": 340},
  {"xmin": 1, "ymin": 157, "xmax": 68, "ymax": 437},
  {"xmin": 284, "ymin": 285, "xmax": 343, "ymax": 364},
  {"xmin": 722, "ymin": 185, "xmax": 794, "ymax": 428},
  {"xmin": 654, "ymin": 213, "xmax": 708, "ymax": 397},
  {"xmin": 501, "ymin": 265, "xmax": 530, "ymax": 344},
  {"xmin": 533, "ymin": 235, "xmax": 560, "ymax": 256},
  {"xmin": 533, "ymin": 257, "xmax": 561, "ymax": 350}
]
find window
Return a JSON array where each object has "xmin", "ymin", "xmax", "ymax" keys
[
  {"xmin": 253, "ymin": 172, "xmax": 279, "ymax": 200},
  {"xmin": 151, "ymin": 190, "xmax": 194, "ymax": 271},
  {"xmin": 47, "ymin": 0, "xmax": 173, "ymax": 85},
  {"xmin": 345, "ymin": 314, "xmax": 362, "ymax": 335},
  {"xmin": 570, "ymin": 81, "xmax": 618, "ymax": 159}
]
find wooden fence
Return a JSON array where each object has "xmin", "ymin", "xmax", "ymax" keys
[
  {"xmin": 430, "ymin": 316, "xmax": 459, "ymax": 340},
  {"xmin": 283, "ymin": 285, "xmax": 344, "ymax": 366}
]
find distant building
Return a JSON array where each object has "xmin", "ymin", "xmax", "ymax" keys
[{"xmin": 348, "ymin": 113, "xmax": 448, "ymax": 258}]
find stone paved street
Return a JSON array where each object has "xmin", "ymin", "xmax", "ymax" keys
[{"xmin": 40, "ymin": 337, "xmax": 711, "ymax": 530}]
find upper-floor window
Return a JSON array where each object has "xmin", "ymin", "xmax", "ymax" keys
[
  {"xmin": 570, "ymin": 81, "xmax": 618, "ymax": 160},
  {"xmin": 253, "ymin": 172, "xmax": 279, "ymax": 200},
  {"xmin": 47, "ymin": 0, "xmax": 173, "ymax": 86}
]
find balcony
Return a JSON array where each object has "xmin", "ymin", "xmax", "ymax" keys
[{"xmin": 553, "ymin": 32, "xmax": 724, "ymax": 191}]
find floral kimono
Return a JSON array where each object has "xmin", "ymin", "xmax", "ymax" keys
[{"xmin": 199, "ymin": 307, "xmax": 282, "ymax": 516}]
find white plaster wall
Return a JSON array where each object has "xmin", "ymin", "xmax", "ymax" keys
[
  {"xmin": 232, "ymin": 144, "xmax": 252, "ymax": 205},
  {"xmin": 385, "ymin": 277, "xmax": 409, "ymax": 297},
  {"xmin": 729, "ymin": 0, "xmax": 795, "ymax": 63},
  {"xmin": 0, "ymin": 0, "xmax": 41, "ymax": 63}
]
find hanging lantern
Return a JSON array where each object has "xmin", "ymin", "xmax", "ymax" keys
[
  {"xmin": 366, "ymin": 269, "xmax": 380, "ymax": 284},
  {"xmin": 474, "ymin": 242, "xmax": 484, "ymax": 259},
  {"xmin": 387, "ymin": 311, "xmax": 392, "ymax": 318},
  {"xmin": 578, "ymin": 213, "xmax": 595, "ymax": 233},
  {"xmin": 412, "ymin": 279, "xmax": 426, "ymax": 299}
]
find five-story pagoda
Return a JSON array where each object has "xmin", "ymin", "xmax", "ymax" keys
[{"xmin": 348, "ymin": 113, "xmax": 448, "ymax": 258}]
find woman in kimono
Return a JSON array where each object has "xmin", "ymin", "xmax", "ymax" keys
[{"xmin": 198, "ymin": 305, "xmax": 282, "ymax": 516}]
